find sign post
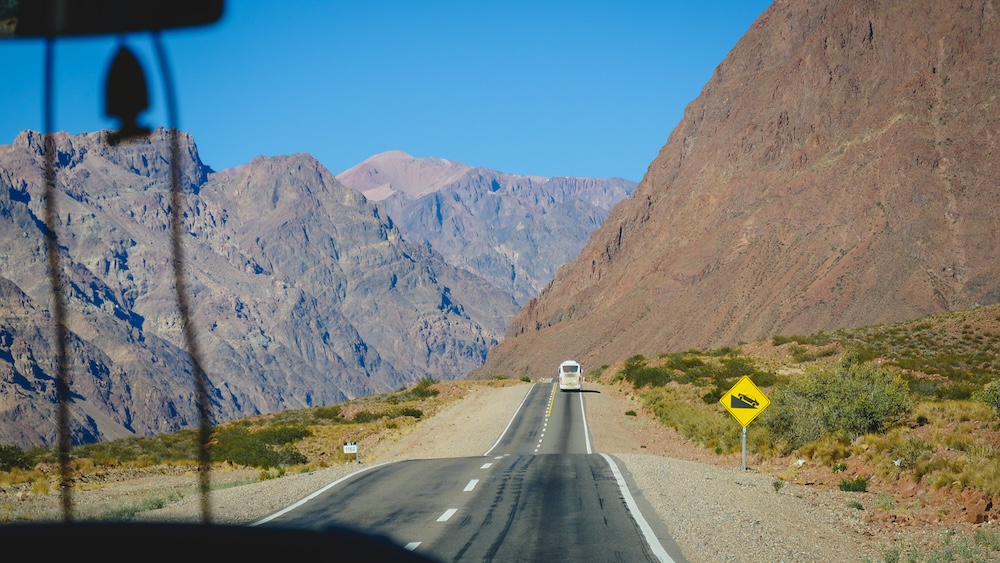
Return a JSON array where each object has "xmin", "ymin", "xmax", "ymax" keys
[
  {"xmin": 719, "ymin": 376, "xmax": 770, "ymax": 471},
  {"xmin": 343, "ymin": 441, "xmax": 360, "ymax": 463}
]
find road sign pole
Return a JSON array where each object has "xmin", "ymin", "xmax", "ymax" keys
[{"xmin": 742, "ymin": 426, "xmax": 747, "ymax": 471}]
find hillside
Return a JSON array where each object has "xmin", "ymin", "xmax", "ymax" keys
[
  {"xmin": 5, "ymin": 301, "xmax": 1000, "ymax": 559},
  {"xmin": 337, "ymin": 151, "xmax": 637, "ymax": 306},
  {"xmin": 475, "ymin": 0, "xmax": 1000, "ymax": 380},
  {"xmin": 0, "ymin": 129, "xmax": 517, "ymax": 447}
]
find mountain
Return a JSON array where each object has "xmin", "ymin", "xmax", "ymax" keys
[
  {"xmin": 0, "ymin": 129, "xmax": 517, "ymax": 447},
  {"xmin": 337, "ymin": 151, "xmax": 637, "ymax": 305},
  {"xmin": 474, "ymin": 0, "xmax": 1000, "ymax": 379}
]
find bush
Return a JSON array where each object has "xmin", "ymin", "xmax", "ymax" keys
[
  {"xmin": 211, "ymin": 425, "xmax": 309, "ymax": 469},
  {"xmin": 411, "ymin": 377, "xmax": 440, "ymax": 398},
  {"xmin": 352, "ymin": 411, "xmax": 380, "ymax": 423},
  {"xmin": 313, "ymin": 405, "xmax": 343, "ymax": 420},
  {"xmin": 760, "ymin": 362, "xmax": 912, "ymax": 453},
  {"xmin": 975, "ymin": 380, "xmax": 1000, "ymax": 417},
  {"xmin": 393, "ymin": 407, "xmax": 423, "ymax": 419},
  {"xmin": 520, "ymin": 375, "xmax": 531, "ymax": 383},
  {"xmin": 0, "ymin": 444, "xmax": 33, "ymax": 472},
  {"xmin": 619, "ymin": 355, "xmax": 673, "ymax": 388},
  {"xmin": 839, "ymin": 477, "xmax": 869, "ymax": 492}
]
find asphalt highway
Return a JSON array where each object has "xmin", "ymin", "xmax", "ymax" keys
[{"xmin": 255, "ymin": 382, "xmax": 687, "ymax": 562}]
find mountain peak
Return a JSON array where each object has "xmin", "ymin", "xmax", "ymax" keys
[{"xmin": 335, "ymin": 150, "xmax": 473, "ymax": 201}]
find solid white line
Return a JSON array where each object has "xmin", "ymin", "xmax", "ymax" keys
[
  {"xmin": 464, "ymin": 479, "xmax": 479, "ymax": 492},
  {"xmin": 599, "ymin": 454, "xmax": 674, "ymax": 563},
  {"xmin": 481, "ymin": 463, "xmax": 493, "ymax": 469},
  {"xmin": 483, "ymin": 384, "xmax": 535, "ymax": 456},
  {"xmin": 404, "ymin": 542, "xmax": 421, "ymax": 551},
  {"xmin": 437, "ymin": 508, "xmax": 458, "ymax": 522},
  {"xmin": 250, "ymin": 462, "xmax": 389, "ymax": 526},
  {"xmin": 579, "ymin": 391, "xmax": 593, "ymax": 455}
]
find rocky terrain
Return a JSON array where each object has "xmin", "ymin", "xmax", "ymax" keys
[
  {"xmin": 337, "ymin": 150, "xmax": 636, "ymax": 305},
  {"xmin": 0, "ymin": 129, "xmax": 517, "ymax": 447},
  {"xmin": 3, "ymin": 379, "xmax": 990, "ymax": 562},
  {"xmin": 475, "ymin": 0, "xmax": 1000, "ymax": 380}
]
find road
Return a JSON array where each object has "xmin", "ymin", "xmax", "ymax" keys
[{"xmin": 254, "ymin": 382, "xmax": 687, "ymax": 562}]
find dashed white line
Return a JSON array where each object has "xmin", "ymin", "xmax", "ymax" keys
[
  {"xmin": 464, "ymin": 479, "xmax": 479, "ymax": 492},
  {"xmin": 437, "ymin": 508, "xmax": 458, "ymax": 522},
  {"xmin": 481, "ymin": 462, "xmax": 493, "ymax": 469},
  {"xmin": 404, "ymin": 542, "xmax": 421, "ymax": 551}
]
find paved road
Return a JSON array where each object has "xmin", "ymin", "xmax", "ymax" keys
[{"xmin": 256, "ymin": 382, "xmax": 687, "ymax": 562}]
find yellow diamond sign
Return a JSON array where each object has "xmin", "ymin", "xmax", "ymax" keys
[{"xmin": 720, "ymin": 375, "xmax": 770, "ymax": 427}]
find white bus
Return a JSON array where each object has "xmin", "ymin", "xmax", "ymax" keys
[{"xmin": 558, "ymin": 360, "xmax": 583, "ymax": 391}]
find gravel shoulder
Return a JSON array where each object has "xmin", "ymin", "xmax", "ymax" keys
[{"xmin": 23, "ymin": 380, "xmax": 945, "ymax": 561}]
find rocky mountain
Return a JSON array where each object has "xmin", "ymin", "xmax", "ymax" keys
[
  {"xmin": 337, "ymin": 151, "xmax": 637, "ymax": 305},
  {"xmin": 0, "ymin": 129, "xmax": 517, "ymax": 447},
  {"xmin": 474, "ymin": 0, "xmax": 1000, "ymax": 379}
]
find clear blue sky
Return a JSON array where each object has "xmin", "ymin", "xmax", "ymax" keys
[{"xmin": 1, "ymin": 1, "xmax": 771, "ymax": 182}]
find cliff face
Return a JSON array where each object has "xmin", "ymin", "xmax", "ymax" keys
[
  {"xmin": 0, "ymin": 130, "xmax": 516, "ymax": 447},
  {"xmin": 475, "ymin": 0, "xmax": 1000, "ymax": 379}
]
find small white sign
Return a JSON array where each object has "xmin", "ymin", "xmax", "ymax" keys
[{"xmin": 343, "ymin": 442, "xmax": 358, "ymax": 454}]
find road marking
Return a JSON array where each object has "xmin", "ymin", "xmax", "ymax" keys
[
  {"xmin": 250, "ymin": 462, "xmax": 390, "ymax": 526},
  {"xmin": 464, "ymin": 479, "xmax": 479, "ymax": 492},
  {"xmin": 481, "ymin": 462, "xmax": 492, "ymax": 469},
  {"xmin": 437, "ymin": 508, "xmax": 458, "ymax": 522},
  {"xmin": 600, "ymin": 454, "xmax": 675, "ymax": 563},
  {"xmin": 404, "ymin": 542, "xmax": 421, "ymax": 551},
  {"xmin": 483, "ymin": 384, "xmax": 535, "ymax": 456},
  {"xmin": 579, "ymin": 390, "xmax": 593, "ymax": 454}
]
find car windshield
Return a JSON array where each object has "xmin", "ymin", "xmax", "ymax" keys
[{"xmin": 9, "ymin": 2, "xmax": 984, "ymax": 563}]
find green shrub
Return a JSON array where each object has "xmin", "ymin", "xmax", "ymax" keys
[
  {"xmin": 619, "ymin": 355, "xmax": 673, "ymax": 388},
  {"xmin": 760, "ymin": 362, "xmax": 912, "ymax": 453},
  {"xmin": 393, "ymin": 407, "xmax": 423, "ymax": 419},
  {"xmin": 211, "ymin": 425, "xmax": 309, "ymax": 469},
  {"xmin": 625, "ymin": 410, "xmax": 637, "ymax": 417},
  {"xmin": 411, "ymin": 377, "xmax": 440, "ymax": 398},
  {"xmin": 839, "ymin": 477, "xmax": 868, "ymax": 492},
  {"xmin": 975, "ymin": 380, "xmax": 1000, "ymax": 417},
  {"xmin": 520, "ymin": 375, "xmax": 531, "ymax": 383},
  {"xmin": 313, "ymin": 405, "xmax": 343, "ymax": 420},
  {"xmin": 0, "ymin": 444, "xmax": 34, "ymax": 472},
  {"xmin": 352, "ymin": 411, "xmax": 380, "ymax": 423}
]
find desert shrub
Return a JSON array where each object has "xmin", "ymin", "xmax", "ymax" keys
[
  {"xmin": 625, "ymin": 410, "xmax": 637, "ymax": 417},
  {"xmin": 888, "ymin": 437, "xmax": 934, "ymax": 471},
  {"xmin": 0, "ymin": 445, "xmax": 33, "ymax": 472},
  {"xmin": 211, "ymin": 425, "xmax": 309, "ymax": 469},
  {"xmin": 393, "ymin": 407, "xmax": 423, "ymax": 419},
  {"xmin": 798, "ymin": 435, "xmax": 852, "ymax": 465},
  {"xmin": 352, "ymin": 411, "xmax": 380, "ymax": 423},
  {"xmin": 975, "ymin": 380, "xmax": 1000, "ymax": 417},
  {"xmin": 773, "ymin": 332, "xmax": 834, "ymax": 346},
  {"xmin": 520, "ymin": 375, "xmax": 531, "ymax": 382},
  {"xmin": 313, "ymin": 405, "xmax": 343, "ymax": 420},
  {"xmin": 411, "ymin": 377, "xmax": 440, "ymax": 398},
  {"xmin": 642, "ymin": 386, "xmax": 741, "ymax": 453},
  {"xmin": 619, "ymin": 355, "xmax": 672, "ymax": 388},
  {"xmin": 839, "ymin": 476, "xmax": 868, "ymax": 492},
  {"xmin": 760, "ymin": 362, "xmax": 912, "ymax": 453},
  {"xmin": 73, "ymin": 430, "xmax": 200, "ymax": 464}
]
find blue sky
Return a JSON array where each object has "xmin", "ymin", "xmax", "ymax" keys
[{"xmin": 1, "ymin": 1, "xmax": 771, "ymax": 182}]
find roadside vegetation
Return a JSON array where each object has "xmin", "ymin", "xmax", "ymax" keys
[
  {"xmin": 0, "ymin": 376, "xmax": 510, "ymax": 521},
  {"xmin": 605, "ymin": 303, "xmax": 1000, "ymax": 562}
]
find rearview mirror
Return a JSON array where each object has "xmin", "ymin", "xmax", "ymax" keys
[{"xmin": 1, "ymin": 0, "xmax": 223, "ymax": 38}]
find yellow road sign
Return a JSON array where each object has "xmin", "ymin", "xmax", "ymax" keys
[{"xmin": 720, "ymin": 375, "xmax": 770, "ymax": 427}]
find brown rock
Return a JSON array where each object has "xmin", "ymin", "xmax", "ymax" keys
[{"xmin": 474, "ymin": 0, "xmax": 1000, "ymax": 379}]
